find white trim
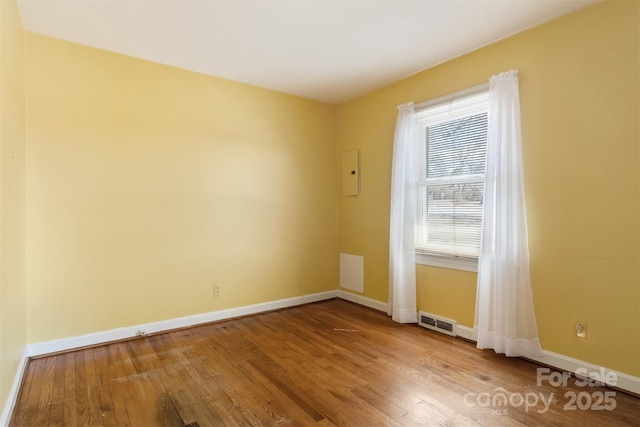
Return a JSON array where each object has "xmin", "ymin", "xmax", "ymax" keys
[
  {"xmin": 416, "ymin": 252, "xmax": 478, "ymax": 272},
  {"xmin": 17, "ymin": 291, "xmax": 640, "ymax": 401},
  {"xmin": 420, "ymin": 173, "xmax": 484, "ymax": 186},
  {"xmin": 336, "ymin": 290, "xmax": 388, "ymax": 312},
  {"xmin": 455, "ymin": 324, "xmax": 475, "ymax": 341},
  {"xmin": 1, "ymin": 348, "xmax": 29, "ymax": 427},
  {"xmin": 527, "ymin": 350, "xmax": 640, "ymax": 395},
  {"xmin": 333, "ymin": 296, "xmax": 640, "ymax": 395},
  {"xmin": 27, "ymin": 290, "xmax": 338, "ymax": 357},
  {"xmin": 448, "ymin": 325, "xmax": 640, "ymax": 395},
  {"xmin": 414, "ymin": 82, "xmax": 489, "ymax": 111}
]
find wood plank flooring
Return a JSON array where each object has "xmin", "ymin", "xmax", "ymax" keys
[{"xmin": 10, "ymin": 299, "xmax": 640, "ymax": 426}]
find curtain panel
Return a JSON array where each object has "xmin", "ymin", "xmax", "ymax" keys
[
  {"xmin": 388, "ymin": 102, "xmax": 418, "ymax": 323},
  {"xmin": 474, "ymin": 70, "xmax": 543, "ymax": 357}
]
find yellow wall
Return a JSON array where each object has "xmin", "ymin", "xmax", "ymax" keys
[
  {"xmin": 0, "ymin": 2, "xmax": 635, "ymax": 412},
  {"xmin": 337, "ymin": 0, "xmax": 639, "ymax": 376},
  {"xmin": 0, "ymin": 0, "xmax": 26, "ymax": 415},
  {"xmin": 24, "ymin": 34, "xmax": 338, "ymax": 343}
]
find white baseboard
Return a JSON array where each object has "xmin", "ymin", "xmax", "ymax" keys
[
  {"xmin": 454, "ymin": 324, "xmax": 639, "ymax": 395},
  {"xmin": 1, "ymin": 348, "xmax": 29, "ymax": 427},
  {"xmin": 18, "ymin": 290, "xmax": 640, "ymax": 403},
  {"xmin": 527, "ymin": 350, "xmax": 640, "ymax": 395},
  {"xmin": 354, "ymin": 296, "xmax": 639, "ymax": 395},
  {"xmin": 337, "ymin": 290, "xmax": 388, "ymax": 312},
  {"xmin": 455, "ymin": 324, "xmax": 475, "ymax": 341},
  {"xmin": 28, "ymin": 290, "xmax": 338, "ymax": 357}
]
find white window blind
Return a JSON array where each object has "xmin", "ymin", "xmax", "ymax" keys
[{"xmin": 415, "ymin": 88, "xmax": 489, "ymax": 261}]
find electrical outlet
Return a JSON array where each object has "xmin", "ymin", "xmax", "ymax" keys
[
  {"xmin": 575, "ymin": 321, "xmax": 587, "ymax": 339},
  {"xmin": 213, "ymin": 285, "xmax": 221, "ymax": 297}
]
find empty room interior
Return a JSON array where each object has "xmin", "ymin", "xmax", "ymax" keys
[{"xmin": 1, "ymin": 0, "xmax": 639, "ymax": 425}]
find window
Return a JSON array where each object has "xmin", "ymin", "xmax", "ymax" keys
[{"xmin": 414, "ymin": 85, "xmax": 489, "ymax": 272}]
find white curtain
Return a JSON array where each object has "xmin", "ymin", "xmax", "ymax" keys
[
  {"xmin": 388, "ymin": 102, "xmax": 418, "ymax": 323},
  {"xmin": 474, "ymin": 70, "xmax": 543, "ymax": 357}
]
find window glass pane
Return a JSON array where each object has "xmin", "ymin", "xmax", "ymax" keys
[
  {"xmin": 414, "ymin": 87, "xmax": 488, "ymax": 264},
  {"xmin": 426, "ymin": 113, "xmax": 487, "ymax": 178},
  {"xmin": 416, "ymin": 183, "xmax": 484, "ymax": 257}
]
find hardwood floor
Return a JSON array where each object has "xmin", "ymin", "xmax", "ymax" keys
[{"xmin": 11, "ymin": 299, "xmax": 640, "ymax": 426}]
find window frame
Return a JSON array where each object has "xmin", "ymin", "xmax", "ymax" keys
[{"xmin": 413, "ymin": 83, "xmax": 489, "ymax": 272}]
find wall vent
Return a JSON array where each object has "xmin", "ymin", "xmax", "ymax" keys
[{"xmin": 418, "ymin": 311, "xmax": 457, "ymax": 337}]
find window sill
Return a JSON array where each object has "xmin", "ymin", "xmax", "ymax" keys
[{"xmin": 415, "ymin": 252, "xmax": 478, "ymax": 272}]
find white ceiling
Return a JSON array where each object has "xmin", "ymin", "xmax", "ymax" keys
[{"xmin": 17, "ymin": 0, "xmax": 597, "ymax": 104}]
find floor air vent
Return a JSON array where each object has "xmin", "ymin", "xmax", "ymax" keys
[{"xmin": 418, "ymin": 312, "xmax": 457, "ymax": 337}]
